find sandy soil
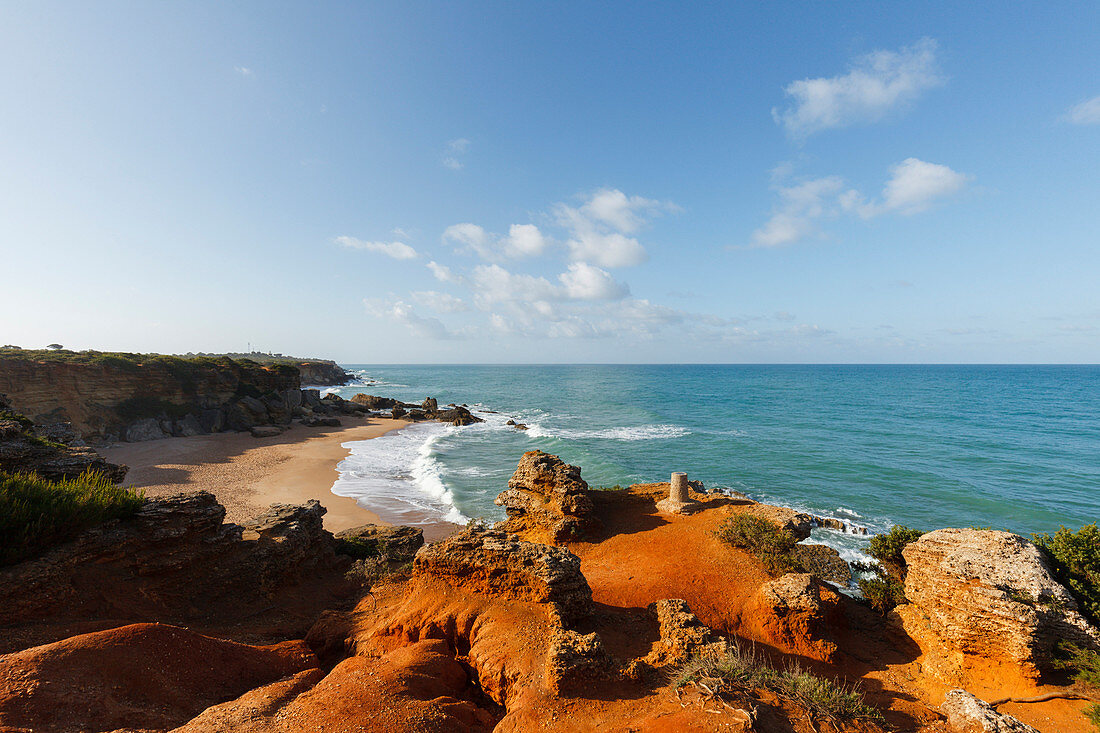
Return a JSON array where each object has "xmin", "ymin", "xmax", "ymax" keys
[{"xmin": 100, "ymin": 416, "xmax": 451, "ymax": 535}]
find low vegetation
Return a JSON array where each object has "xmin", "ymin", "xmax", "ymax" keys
[
  {"xmin": 714, "ymin": 514, "xmax": 799, "ymax": 575},
  {"xmin": 857, "ymin": 573, "xmax": 906, "ymax": 613},
  {"xmin": 674, "ymin": 644, "xmax": 883, "ymax": 723},
  {"xmin": 0, "ymin": 470, "xmax": 145, "ymax": 566},
  {"xmin": 1055, "ymin": 644, "xmax": 1100, "ymax": 731},
  {"xmin": 866, "ymin": 525, "xmax": 924, "ymax": 566},
  {"xmin": 1032, "ymin": 524, "xmax": 1100, "ymax": 627}
]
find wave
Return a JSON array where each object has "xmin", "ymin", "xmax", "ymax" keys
[
  {"xmin": 331, "ymin": 423, "xmax": 469, "ymax": 527},
  {"xmin": 524, "ymin": 423, "xmax": 691, "ymax": 441}
]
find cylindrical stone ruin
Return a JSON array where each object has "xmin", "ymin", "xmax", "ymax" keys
[{"xmin": 670, "ymin": 472, "xmax": 688, "ymax": 503}]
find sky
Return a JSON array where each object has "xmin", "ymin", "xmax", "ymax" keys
[{"xmin": 1, "ymin": 1, "xmax": 1098, "ymax": 363}]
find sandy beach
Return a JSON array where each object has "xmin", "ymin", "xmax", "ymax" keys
[{"xmin": 100, "ymin": 416, "xmax": 447, "ymax": 535}]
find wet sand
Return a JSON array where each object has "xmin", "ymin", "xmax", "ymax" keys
[{"xmin": 100, "ymin": 416, "xmax": 441, "ymax": 534}]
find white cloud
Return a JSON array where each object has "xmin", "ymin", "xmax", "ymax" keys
[
  {"xmin": 412, "ymin": 290, "xmax": 469, "ymax": 313},
  {"xmin": 335, "ymin": 235, "xmax": 419, "ymax": 260},
  {"xmin": 427, "ymin": 260, "xmax": 458, "ymax": 283},
  {"xmin": 442, "ymin": 138, "xmax": 471, "ymax": 170},
  {"xmin": 234, "ymin": 65, "xmax": 254, "ymax": 77},
  {"xmin": 364, "ymin": 299, "xmax": 454, "ymax": 340},
  {"xmin": 773, "ymin": 38, "xmax": 943, "ymax": 138},
  {"xmin": 580, "ymin": 189, "xmax": 665, "ymax": 233},
  {"xmin": 442, "ymin": 222, "xmax": 550, "ymax": 261},
  {"xmin": 1064, "ymin": 95, "xmax": 1100, "ymax": 125},
  {"xmin": 470, "ymin": 264, "xmax": 560, "ymax": 305},
  {"xmin": 868, "ymin": 157, "xmax": 970, "ymax": 216},
  {"xmin": 750, "ymin": 158, "xmax": 969, "ymax": 246},
  {"xmin": 751, "ymin": 176, "xmax": 848, "ymax": 247},
  {"xmin": 558, "ymin": 262, "xmax": 629, "ymax": 300}
]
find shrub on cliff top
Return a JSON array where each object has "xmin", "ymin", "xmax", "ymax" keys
[
  {"xmin": 1032, "ymin": 524, "xmax": 1100, "ymax": 627},
  {"xmin": 866, "ymin": 525, "xmax": 924, "ymax": 565},
  {"xmin": 858, "ymin": 573, "xmax": 906, "ymax": 614},
  {"xmin": 714, "ymin": 514, "xmax": 799, "ymax": 576},
  {"xmin": 0, "ymin": 470, "xmax": 145, "ymax": 566},
  {"xmin": 674, "ymin": 645, "xmax": 883, "ymax": 722}
]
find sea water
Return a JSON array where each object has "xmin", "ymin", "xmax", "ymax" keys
[{"xmin": 321, "ymin": 365, "xmax": 1099, "ymax": 562}]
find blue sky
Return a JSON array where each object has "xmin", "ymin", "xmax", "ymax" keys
[{"xmin": 1, "ymin": 1, "xmax": 1098, "ymax": 363}]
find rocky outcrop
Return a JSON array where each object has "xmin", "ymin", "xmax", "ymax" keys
[
  {"xmin": 294, "ymin": 360, "xmax": 353, "ymax": 386},
  {"xmin": 741, "ymin": 573, "xmax": 844, "ymax": 662},
  {"xmin": 645, "ymin": 599, "xmax": 730, "ymax": 667},
  {"xmin": 348, "ymin": 394, "xmax": 482, "ymax": 426},
  {"xmin": 897, "ymin": 528, "xmax": 1100, "ymax": 684},
  {"xmin": 494, "ymin": 450, "xmax": 598, "ymax": 544},
  {"xmin": 412, "ymin": 525, "xmax": 593, "ymax": 622},
  {"xmin": 0, "ymin": 492, "xmax": 349, "ymax": 647},
  {"xmin": 742, "ymin": 503, "xmax": 814, "ymax": 541},
  {"xmin": 941, "ymin": 689, "xmax": 1040, "ymax": 733},
  {"xmin": 0, "ymin": 623, "xmax": 318, "ymax": 733},
  {"xmin": 791, "ymin": 543, "xmax": 852, "ymax": 584},
  {"xmin": 545, "ymin": 629, "xmax": 614, "ymax": 694},
  {"xmin": 0, "ymin": 395, "xmax": 127, "ymax": 482},
  {"xmin": 335, "ymin": 524, "xmax": 425, "ymax": 560}
]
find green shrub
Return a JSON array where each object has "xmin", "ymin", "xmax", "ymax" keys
[
  {"xmin": 858, "ymin": 573, "xmax": 906, "ymax": 613},
  {"xmin": 1032, "ymin": 524, "xmax": 1100, "ymax": 627},
  {"xmin": 0, "ymin": 470, "xmax": 145, "ymax": 565},
  {"xmin": 1056, "ymin": 643, "xmax": 1100, "ymax": 689},
  {"xmin": 674, "ymin": 645, "xmax": 882, "ymax": 722},
  {"xmin": 1085, "ymin": 703, "xmax": 1100, "ymax": 732},
  {"xmin": 335, "ymin": 535, "xmax": 382, "ymax": 559},
  {"xmin": 867, "ymin": 525, "xmax": 924, "ymax": 565},
  {"xmin": 715, "ymin": 514, "xmax": 799, "ymax": 576}
]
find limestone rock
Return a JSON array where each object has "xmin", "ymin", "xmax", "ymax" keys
[
  {"xmin": 412, "ymin": 525, "xmax": 593, "ymax": 622},
  {"xmin": 545, "ymin": 629, "xmax": 613, "ymax": 694},
  {"xmin": 744, "ymin": 504, "xmax": 814, "ymax": 541},
  {"xmin": 335, "ymin": 524, "xmax": 425, "ymax": 561},
  {"xmin": 495, "ymin": 450, "xmax": 598, "ymax": 544},
  {"xmin": 741, "ymin": 573, "xmax": 843, "ymax": 662},
  {"xmin": 645, "ymin": 599, "xmax": 730, "ymax": 667},
  {"xmin": 897, "ymin": 528, "xmax": 1100, "ymax": 683},
  {"xmin": 791, "ymin": 543, "xmax": 852, "ymax": 584},
  {"xmin": 941, "ymin": 689, "xmax": 1040, "ymax": 733}
]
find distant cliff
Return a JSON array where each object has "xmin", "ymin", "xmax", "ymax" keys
[
  {"xmin": 0, "ymin": 351, "xmax": 303, "ymax": 442},
  {"xmin": 188, "ymin": 353, "xmax": 355, "ymax": 386}
]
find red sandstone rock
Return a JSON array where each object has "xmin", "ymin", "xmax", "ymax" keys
[{"xmin": 494, "ymin": 450, "xmax": 598, "ymax": 544}]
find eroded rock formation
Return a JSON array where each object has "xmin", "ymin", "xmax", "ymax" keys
[
  {"xmin": 741, "ymin": 572, "xmax": 845, "ymax": 662},
  {"xmin": 0, "ymin": 395, "xmax": 127, "ymax": 482},
  {"xmin": 940, "ymin": 689, "xmax": 1040, "ymax": 733},
  {"xmin": 897, "ymin": 528, "xmax": 1100, "ymax": 685},
  {"xmin": 411, "ymin": 525, "xmax": 593, "ymax": 623},
  {"xmin": 494, "ymin": 450, "xmax": 598, "ymax": 544}
]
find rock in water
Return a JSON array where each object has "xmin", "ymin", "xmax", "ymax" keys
[
  {"xmin": 897, "ymin": 528, "xmax": 1100, "ymax": 684},
  {"xmin": 941, "ymin": 689, "xmax": 1040, "ymax": 733},
  {"xmin": 412, "ymin": 524, "xmax": 593, "ymax": 623},
  {"xmin": 495, "ymin": 450, "xmax": 598, "ymax": 544}
]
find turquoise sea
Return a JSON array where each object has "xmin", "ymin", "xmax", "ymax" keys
[{"xmin": 321, "ymin": 365, "xmax": 1098, "ymax": 563}]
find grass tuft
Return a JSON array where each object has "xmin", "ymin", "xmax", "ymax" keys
[
  {"xmin": 674, "ymin": 644, "xmax": 883, "ymax": 722},
  {"xmin": 0, "ymin": 470, "xmax": 145, "ymax": 566}
]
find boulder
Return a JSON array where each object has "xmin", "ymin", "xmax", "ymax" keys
[
  {"xmin": 545, "ymin": 629, "xmax": 613, "ymax": 694},
  {"xmin": 301, "ymin": 416, "xmax": 341, "ymax": 428},
  {"xmin": 434, "ymin": 406, "xmax": 481, "ymax": 426},
  {"xmin": 412, "ymin": 525, "xmax": 593, "ymax": 622},
  {"xmin": 392, "ymin": 406, "xmax": 407, "ymax": 419},
  {"xmin": 741, "ymin": 573, "xmax": 843, "ymax": 662},
  {"xmin": 173, "ymin": 414, "xmax": 205, "ymax": 437},
  {"xmin": 301, "ymin": 388, "xmax": 322, "ymax": 408},
  {"xmin": 422, "ymin": 397, "xmax": 438, "ymax": 412},
  {"xmin": 494, "ymin": 450, "xmax": 598, "ymax": 544},
  {"xmin": 351, "ymin": 394, "xmax": 397, "ymax": 410},
  {"xmin": 335, "ymin": 524, "xmax": 424, "ymax": 561},
  {"xmin": 791, "ymin": 543, "xmax": 852, "ymax": 584},
  {"xmin": 250, "ymin": 425, "xmax": 285, "ymax": 438},
  {"xmin": 897, "ymin": 528, "xmax": 1100, "ymax": 684},
  {"xmin": 941, "ymin": 689, "xmax": 1040, "ymax": 733},
  {"xmin": 742, "ymin": 504, "xmax": 813, "ymax": 541},
  {"xmin": 125, "ymin": 417, "xmax": 167, "ymax": 442}
]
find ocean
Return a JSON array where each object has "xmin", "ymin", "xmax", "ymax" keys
[{"xmin": 321, "ymin": 365, "xmax": 1099, "ymax": 564}]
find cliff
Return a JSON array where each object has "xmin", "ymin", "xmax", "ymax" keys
[
  {"xmin": 0, "ymin": 351, "xmax": 302, "ymax": 441},
  {"xmin": 2, "ymin": 452, "xmax": 1096, "ymax": 732}
]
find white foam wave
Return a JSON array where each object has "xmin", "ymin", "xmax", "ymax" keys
[
  {"xmin": 523, "ymin": 423, "xmax": 690, "ymax": 441},
  {"xmin": 332, "ymin": 423, "xmax": 469, "ymax": 527}
]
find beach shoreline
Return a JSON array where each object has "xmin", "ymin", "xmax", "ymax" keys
[{"xmin": 100, "ymin": 416, "xmax": 458, "ymax": 539}]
